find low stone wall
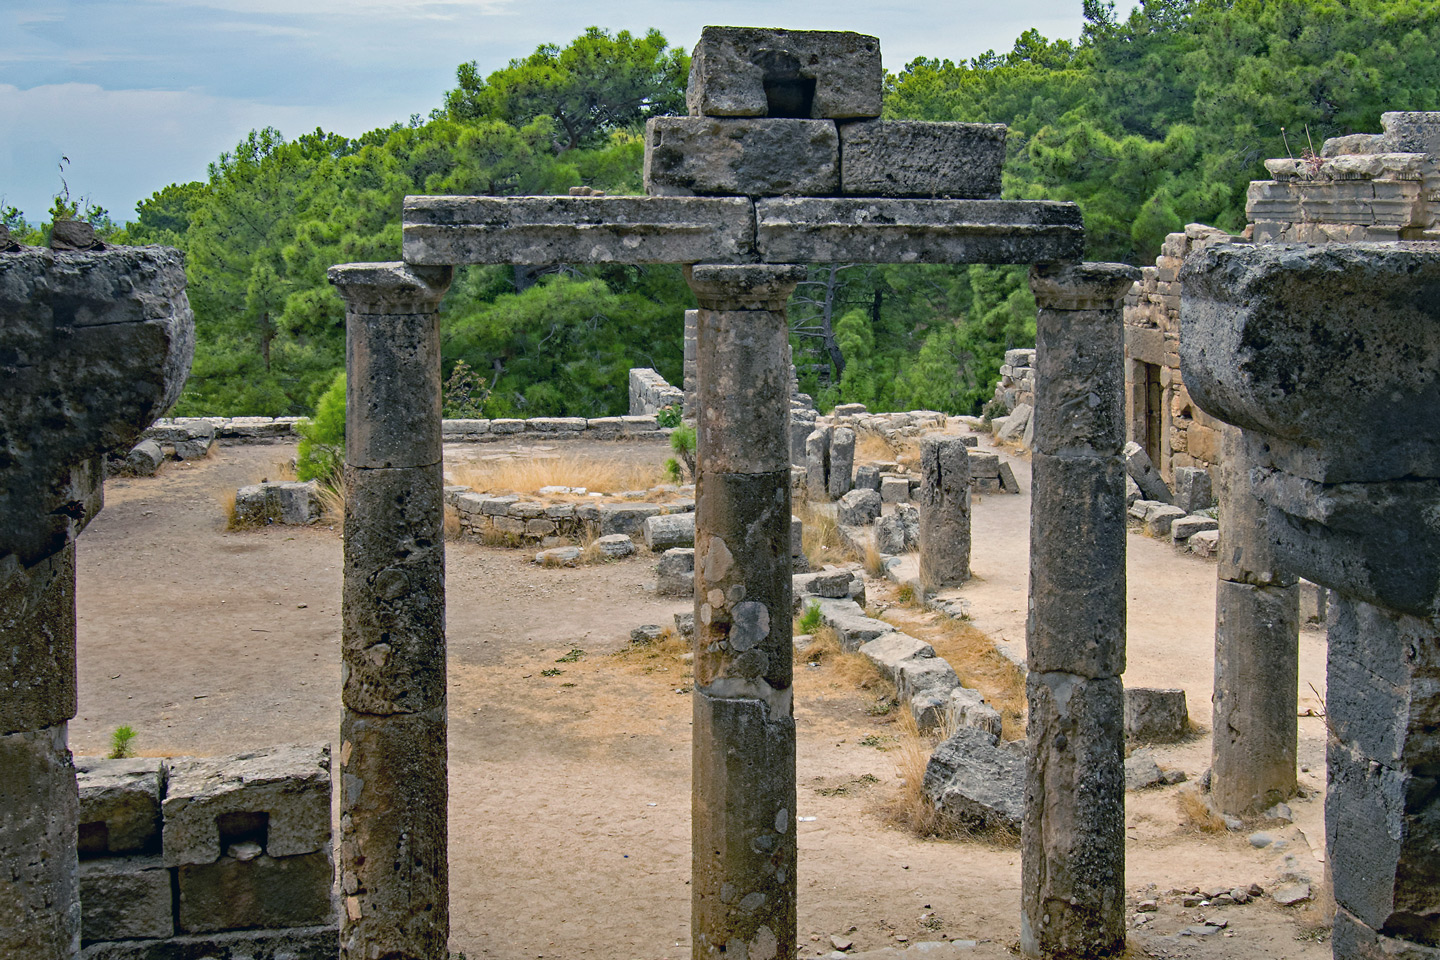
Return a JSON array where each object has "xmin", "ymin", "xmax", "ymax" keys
[
  {"xmin": 143, "ymin": 413, "xmax": 667, "ymax": 445},
  {"xmin": 445, "ymin": 486, "xmax": 695, "ymax": 546},
  {"xmin": 627, "ymin": 368, "xmax": 684, "ymax": 416},
  {"xmin": 75, "ymin": 743, "xmax": 335, "ymax": 959}
]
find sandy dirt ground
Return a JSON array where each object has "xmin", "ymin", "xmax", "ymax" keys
[{"xmin": 73, "ymin": 433, "xmax": 1331, "ymax": 960}]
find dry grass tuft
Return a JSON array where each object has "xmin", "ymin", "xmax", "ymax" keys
[
  {"xmin": 217, "ymin": 487, "xmax": 245, "ymax": 530},
  {"xmin": 314, "ymin": 477, "xmax": 347, "ymax": 529},
  {"xmin": 795, "ymin": 501, "xmax": 842, "ymax": 569},
  {"xmin": 443, "ymin": 504, "xmax": 462, "ymax": 541},
  {"xmin": 270, "ymin": 459, "xmax": 299, "ymax": 482},
  {"xmin": 800, "ymin": 626, "xmax": 896, "ymax": 695},
  {"xmin": 862, "ymin": 539, "xmax": 886, "ymax": 578},
  {"xmin": 446, "ymin": 455, "xmax": 666, "ymax": 498},
  {"xmin": 611, "ymin": 627, "xmax": 691, "ymax": 674},
  {"xmin": 1176, "ymin": 787, "xmax": 1227, "ymax": 834}
]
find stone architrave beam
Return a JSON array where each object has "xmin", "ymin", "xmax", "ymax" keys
[
  {"xmin": 403, "ymin": 195, "xmax": 1084, "ymax": 267},
  {"xmin": 402, "ymin": 196, "xmax": 756, "ymax": 266},
  {"xmin": 1022, "ymin": 262, "xmax": 1139, "ymax": 960},
  {"xmin": 686, "ymin": 263, "xmax": 803, "ymax": 960},
  {"xmin": 328, "ymin": 261, "xmax": 453, "ymax": 960},
  {"xmin": 1, "ymin": 245, "xmax": 194, "ymax": 960}
]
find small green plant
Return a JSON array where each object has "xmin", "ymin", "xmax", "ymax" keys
[
  {"xmin": 443, "ymin": 359, "xmax": 490, "ymax": 418},
  {"xmin": 664, "ymin": 457, "xmax": 683, "ymax": 484},
  {"xmin": 896, "ymin": 583, "xmax": 916, "ymax": 605},
  {"xmin": 798, "ymin": 601, "xmax": 823, "ymax": 634},
  {"xmin": 109, "ymin": 725, "xmax": 137, "ymax": 759},
  {"xmin": 297, "ymin": 371, "xmax": 345, "ymax": 486},
  {"xmin": 656, "ymin": 404, "xmax": 683, "ymax": 428},
  {"xmin": 555, "ymin": 648, "xmax": 585, "ymax": 663},
  {"xmin": 540, "ymin": 667, "xmax": 563, "ymax": 677},
  {"xmin": 669, "ymin": 423, "xmax": 696, "ymax": 481}
]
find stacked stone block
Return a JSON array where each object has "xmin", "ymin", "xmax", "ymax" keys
[
  {"xmin": 990, "ymin": 347, "xmax": 1035, "ymax": 417},
  {"xmin": 75, "ymin": 746, "xmax": 335, "ymax": 958},
  {"xmin": 445, "ymin": 488, "xmax": 695, "ymax": 546},
  {"xmin": 628, "ymin": 367, "xmax": 685, "ymax": 416},
  {"xmin": 1122, "ymin": 224, "xmax": 1230, "ymax": 485}
]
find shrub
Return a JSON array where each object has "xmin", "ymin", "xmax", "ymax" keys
[
  {"xmin": 109, "ymin": 725, "xmax": 137, "ymax": 759},
  {"xmin": 670, "ymin": 423, "xmax": 696, "ymax": 481},
  {"xmin": 297, "ymin": 372, "xmax": 345, "ymax": 485},
  {"xmin": 798, "ymin": 601, "xmax": 823, "ymax": 634},
  {"xmin": 656, "ymin": 404, "xmax": 683, "ymax": 428}
]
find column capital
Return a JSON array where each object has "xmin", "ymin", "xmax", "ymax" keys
[
  {"xmin": 328, "ymin": 262, "xmax": 452, "ymax": 315},
  {"xmin": 1029, "ymin": 262, "xmax": 1139, "ymax": 311},
  {"xmin": 686, "ymin": 263, "xmax": 806, "ymax": 310}
]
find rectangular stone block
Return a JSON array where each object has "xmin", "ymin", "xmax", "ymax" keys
[
  {"xmin": 77, "ymin": 756, "xmax": 163, "ymax": 856},
  {"xmin": 657, "ymin": 547, "xmax": 695, "ymax": 597},
  {"xmin": 80, "ymin": 855, "xmax": 173, "ymax": 943},
  {"xmin": 441, "ymin": 418, "xmax": 489, "ymax": 435},
  {"xmin": 755, "ymin": 197, "xmax": 1084, "ymax": 265},
  {"xmin": 0, "ymin": 724, "xmax": 79, "ymax": 959},
  {"xmin": 839, "ymin": 121, "xmax": 1005, "ymax": 199},
  {"xmin": 600, "ymin": 503, "xmax": 663, "ymax": 537},
  {"xmin": 967, "ymin": 451, "xmax": 1001, "ymax": 479},
  {"xmin": 162, "ymin": 743, "xmax": 331, "ymax": 867},
  {"xmin": 78, "ymin": 926, "xmax": 338, "ymax": 960},
  {"xmin": 0, "ymin": 545, "xmax": 77, "ymax": 733},
  {"xmin": 177, "ymin": 850, "xmax": 334, "ymax": 934},
  {"xmin": 645, "ymin": 117, "xmax": 838, "ymax": 197},
  {"xmin": 479, "ymin": 495, "xmax": 518, "ymax": 516},
  {"xmin": 525, "ymin": 417, "xmax": 586, "ymax": 432},
  {"xmin": 643, "ymin": 512, "xmax": 695, "ymax": 551},
  {"xmin": 686, "ymin": 26, "xmax": 881, "ymax": 119},
  {"xmin": 1123, "ymin": 687, "xmax": 1188, "ymax": 742},
  {"xmin": 403, "ymin": 195, "xmax": 756, "ymax": 265}
]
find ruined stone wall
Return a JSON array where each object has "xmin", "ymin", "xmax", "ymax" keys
[
  {"xmin": 75, "ymin": 743, "xmax": 335, "ymax": 959},
  {"xmin": 1122, "ymin": 225, "xmax": 1231, "ymax": 485},
  {"xmin": 627, "ymin": 367, "xmax": 685, "ymax": 416}
]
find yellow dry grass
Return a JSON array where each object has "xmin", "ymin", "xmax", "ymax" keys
[
  {"xmin": 443, "ymin": 503, "xmax": 462, "ymax": 541},
  {"xmin": 314, "ymin": 476, "xmax": 347, "ymax": 529},
  {"xmin": 1176, "ymin": 787, "xmax": 1227, "ymax": 834},
  {"xmin": 877, "ymin": 598, "xmax": 1027, "ymax": 741},
  {"xmin": 609, "ymin": 627, "xmax": 691, "ymax": 675},
  {"xmin": 794, "ymin": 501, "xmax": 842, "ymax": 569},
  {"xmin": 446, "ymin": 456, "xmax": 667, "ymax": 499},
  {"xmin": 799, "ymin": 626, "xmax": 895, "ymax": 696},
  {"xmin": 862, "ymin": 539, "xmax": 886, "ymax": 578}
]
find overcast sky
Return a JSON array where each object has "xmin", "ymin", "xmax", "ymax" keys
[{"xmin": 1, "ymin": 0, "xmax": 1137, "ymax": 223}]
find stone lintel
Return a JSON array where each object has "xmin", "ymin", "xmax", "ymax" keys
[
  {"xmin": 327, "ymin": 261, "xmax": 452, "ymax": 314},
  {"xmin": 757, "ymin": 198, "xmax": 1084, "ymax": 264},
  {"xmin": 838, "ymin": 121, "xmax": 1006, "ymax": 199},
  {"xmin": 402, "ymin": 196, "xmax": 756, "ymax": 265},
  {"xmin": 644, "ymin": 117, "xmax": 839, "ymax": 197},
  {"xmin": 686, "ymin": 26, "xmax": 882, "ymax": 120},
  {"xmin": 1030, "ymin": 262, "xmax": 1142, "ymax": 310},
  {"xmin": 1180, "ymin": 241, "xmax": 1440, "ymax": 484}
]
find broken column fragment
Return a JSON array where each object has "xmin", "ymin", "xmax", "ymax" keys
[
  {"xmin": 918, "ymin": 436, "xmax": 972, "ymax": 591},
  {"xmin": 1023, "ymin": 262, "xmax": 1138, "ymax": 960},
  {"xmin": 329, "ymin": 262, "xmax": 453, "ymax": 960},
  {"xmin": 0, "ymin": 246, "xmax": 193, "ymax": 960},
  {"xmin": 1211, "ymin": 424, "xmax": 1299, "ymax": 816},
  {"xmin": 687, "ymin": 263, "xmax": 802, "ymax": 960},
  {"xmin": 1181, "ymin": 240, "xmax": 1440, "ymax": 958}
]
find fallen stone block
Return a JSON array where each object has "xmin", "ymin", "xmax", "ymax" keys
[
  {"xmin": 1143, "ymin": 503, "xmax": 1187, "ymax": 538},
  {"xmin": 1189, "ymin": 529, "xmax": 1220, "ymax": 558},
  {"xmin": 685, "ymin": 26, "xmax": 882, "ymax": 120},
  {"xmin": 995, "ymin": 403, "xmax": 1032, "ymax": 442},
  {"xmin": 996, "ymin": 460, "xmax": 1020, "ymax": 493},
  {"xmin": 162, "ymin": 743, "xmax": 331, "ymax": 867},
  {"xmin": 1173, "ymin": 466, "xmax": 1214, "ymax": 512},
  {"xmin": 535, "ymin": 546, "xmax": 582, "ymax": 566},
  {"xmin": 630, "ymin": 624, "xmax": 667, "ymax": 644},
  {"xmin": 854, "ymin": 464, "xmax": 881, "ymax": 491},
  {"xmin": 897, "ymin": 657, "xmax": 962, "ymax": 731},
  {"xmin": 79, "ymin": 855, "xmax": 174, "ymax": 943},
  {"xmin": 839, "ymin": 120, "xmax": 1005, "ymax": 198},
  {"xmin": 657, "ymin": 547, "xmax": 695, "ymax": 597},
  {"xmin": 967, "ymin": 451, "xmax": 1000, "ymax": 479},
  {"xmin": 875, "ymin": 514, "xmax": 907, "ymax": 555},
  {"xmin": 1125, "ymin": 687, "xmax": 1189, "ymax": 742},
  {"xmin": 948, "ymin": 687, "xmax": 1003, "ymax": 739},
  {"xmin": 814, "ymin": 597, "xmax": 895, "ymax": 651},
  {"xmin": 837, "ymin": 488, "xmax": 882, "ymax": 526},
  {"xmin": 793, "ymin": 568, "xmax": 853, "ymax": 600},
  {"xmin": 879, "ymin": 476, "xmax": 910, "ymax": 503},
  {"xmin": 922, "ymin": 726, "xmax": 1024, "ymax": 832},
  {"xmin": 644, "ymin": 117, "xmax": 839, "ymax": 197},
  {"xmin": 171, "ymin": 436, "xmax": 213, "ymax": 461},
  {"xmin": 642, "ymin": 512, "xmax": 694, "ymax": 551},
  {"xmin": 857, "ymin": 632, "xmax": 936, "ymax": 683},
  {"xmin": 1126, "ymin": 476, "xmax": 1142, "ymax": 505},
  {"xmin": 1170, "ymin": 514, "xmax": 1218, "ymax": 544},
  {"xmin": 176, "ymin": 850, "xmax": 333, "ymax": 934},
  {"xmin": 599, "ymin": 503, "xmax": 663, "ymax": 537},
  {"xmin": 1125, "ymin": 750, "xmax": 1167, "ymax": 791},
  {"xmin": 674, "ymin": 611, "xmax": 695, "ymax": 639},
  {"xmin": 592, "ymin": 534, "xmax": 636, "ymax": 558},
  {"xmin": 1124, "ymin": 441, "xmax": 1172, "ymax": 503},
  {"xmin": 77, "ymin": 926, "xmax": 337, "ymax": 960},
  {"xmin": 76, "ymin": 756, "xmax": 163, "ymax": 857},
  {"xmin": 124, "ymin": 440, "xmax": 165, "ymax": 477},
  {"xmin": 828, "ymin": 426, "xmax": 856, "ymax": 499}
]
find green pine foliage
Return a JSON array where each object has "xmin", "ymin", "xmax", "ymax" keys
[
  {"xmin": 56, "ymin": 7, "xmax": 1439, "ymax": 422},
  {"xmin": 296, "ymin": 372, "xmax": 346, "ymax": 485}
]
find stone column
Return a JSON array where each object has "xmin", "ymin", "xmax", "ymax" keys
[
  {"xmin": 918, "ymin": 436, "xmax": 972, "ymax": 591},
  {"xmin": 1211, "ymin": 425, "xmax": 1299, "ymax": 816},
  {"xmin": 1022, "ymin": 262, "xmax": 1139, "ymax": 960},
  {"xmin": 684, "ymin": 308, "xmax": 699, "ymax": 419},
  {"xmin": 329, "ymin": 262, "xmax": 453, "ymax": 960},
  {"xmin": 685, "ymin": 264, "xmax": 803, "ymax": 960}
]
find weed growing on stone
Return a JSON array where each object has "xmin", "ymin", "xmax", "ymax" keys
[
  {"xmin": 798, "ymin": 601, "xmax": 823, "ymax": 634},
  {"xmin": 108, "ymin": 725, "xmax": 137, "ymax": 759}
]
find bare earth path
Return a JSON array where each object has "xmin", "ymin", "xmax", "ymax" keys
[{"xmin": 75, "ymin": 438, "xmax": 1330, "ymax": 960}]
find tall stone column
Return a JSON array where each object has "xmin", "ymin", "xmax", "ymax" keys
[
  {"xmin": 1211, "ymin": 424, "xmax": 1299, "ymax": 816},
  {"xmin": 685, "ymin": 264, "xmax": 803, "ymax": 960},
  {"xmin": 1022, "ymin": 262, "xmax": 1138, "ymax": 960},
  {"xmin": 329, "ymin": 262, "xmax": 453, "ymax": 960},
  {"xmin": 918, "ymin": 436, "xmax": 972, "ymax": 591}
]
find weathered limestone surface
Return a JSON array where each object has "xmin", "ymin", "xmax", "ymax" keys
[
  {"xmin": 329, "ymin": 262, "xmax": 452, "ymax": 960},
  {"xmin": 827, "ymin": 427, "xmax": 855, "ymax": 499},
  {"xmin": 805, "ymin": 427, "xmax": 830, "ymax": 500},
  {"xmin": 1023, "ymin": 262, "xmax": 1137, "ymax": 960},
  {"xmin": 76, "ymin": 756, "xmax": 163, "ymax": 856},
  {"xmin": 1, "ymin": 544, "xmax": 78, "ymax": 734},
  {"xmin": 685, "ymin": 27, "xmax": 882, "ymax": 120},
  {"xmin": 1211, "ymin": 425, "xmax": 1300, "ymax": 816},
  {"xmin": 0, "ymin": 724, "xmax": 81, "ymax": 959},
  {"xmin": 688, "ymin": 264, "xmax": 801, "ymax": 960},
  {"xmin": 918, "ymin": 436, "xmax": 972, "ymax": 591},
  {"xmin": 403, "ymin": 195, "xmax": 757, "ymax": 265},
  {"xmin": 755, "ymin": 198, "xmax": 1084, "ymax": 265},
  {"xmin": 645, "ymin": 117, "xmax": 839, "ymax": 197},
  {"xmin": 839, "ymin": 121, "xmax": 1006, "ymax": 199}
]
